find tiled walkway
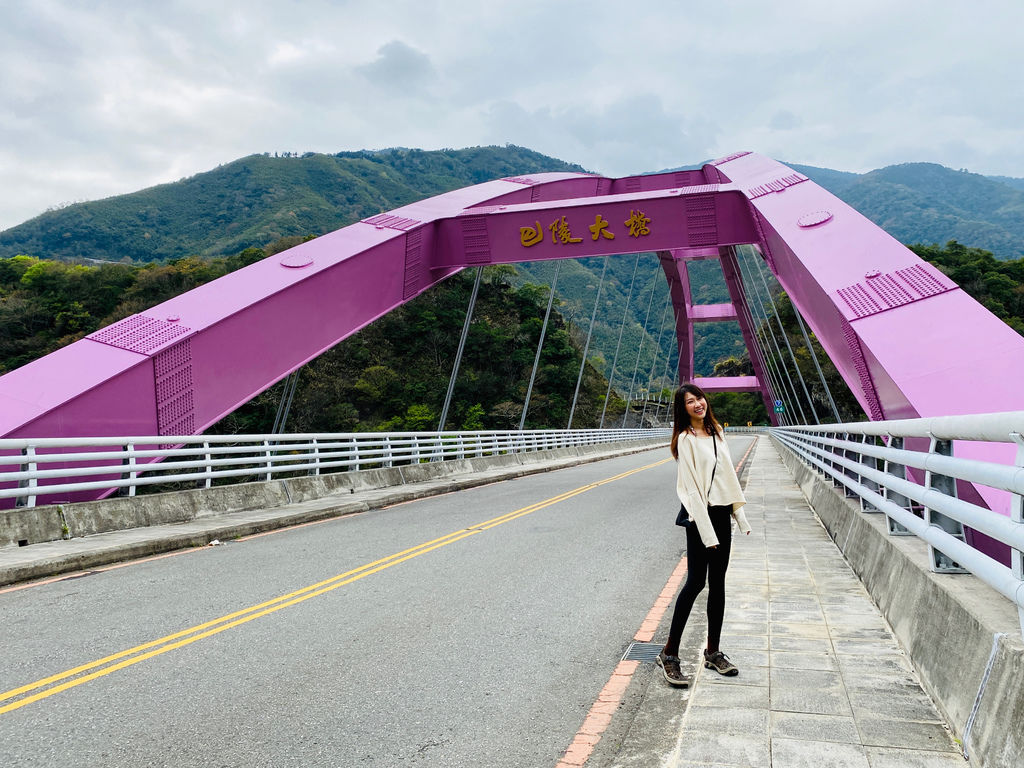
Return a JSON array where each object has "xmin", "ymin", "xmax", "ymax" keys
[{"xmin": 666, "ymin": 438, "xmax": 965, "ymax": 768}]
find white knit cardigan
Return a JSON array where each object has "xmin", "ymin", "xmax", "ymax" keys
[{"xmin": 675, "ymin": 432, "xmax": 751, "ymax": 548}]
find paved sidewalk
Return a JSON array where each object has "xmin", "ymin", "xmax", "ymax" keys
[{"xmin": 612, "ymin": 437, "xmax": 966, "ymax": 768}]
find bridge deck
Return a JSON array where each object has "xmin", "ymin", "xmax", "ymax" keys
[{"xmin": 0, "ymin": 439, "xmax": 964, "ymax": 766}]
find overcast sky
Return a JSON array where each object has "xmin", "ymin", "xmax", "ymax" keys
[{"xmin": 1, "ymin": 0, "xmax": 1021, "ymax": 231}]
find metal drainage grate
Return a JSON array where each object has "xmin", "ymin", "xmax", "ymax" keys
[{"xmin": 621, "ymin": 642, "xmax": 663, "ymax": 662}]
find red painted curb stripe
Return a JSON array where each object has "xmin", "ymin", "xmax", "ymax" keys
[{"xmin": 555, "ymin": 553, "xmax": 689, "ymax": 767}]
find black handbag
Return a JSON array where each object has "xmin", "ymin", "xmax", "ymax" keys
[{"xmin": 675, "ymin": 433, "xmax": 717, "ymax": 526}]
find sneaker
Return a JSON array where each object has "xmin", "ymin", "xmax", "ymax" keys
[
  {"xmin": 656, "ymin": 651, "xmax": 689, "ymax": 687},
  {"xmin": 703, "ymin": 649, "xmax": 738, "ymax": 676}
]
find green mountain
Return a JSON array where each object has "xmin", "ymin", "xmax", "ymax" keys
[
  {"xmin": 788, "ymin": 162, "xmax": 1024, "ymax": 260},
  {"xmin": 0, "ymin": 146, "xmax": 587, "ymax": 262}
]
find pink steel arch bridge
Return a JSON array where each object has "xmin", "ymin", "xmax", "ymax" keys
[{"xmin": 2, "ymin": 151, "xmax": 1024, "ymax": 537}]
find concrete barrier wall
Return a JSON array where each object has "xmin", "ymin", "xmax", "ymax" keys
[
  {"xmin": 1, "ymin": 438, "xmax": 664, "ymax": 548},
  {"xmin": 772, "ymin": 436, "xmax": 1024, "ymax": 768}
]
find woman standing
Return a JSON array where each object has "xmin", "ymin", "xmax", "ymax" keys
[{"xmin": 657, "ymin": 383, "xmax": 751, "ymax": 687}]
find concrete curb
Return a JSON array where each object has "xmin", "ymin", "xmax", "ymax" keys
[
  {"xmin": 0, "ymin": 438, "xmax": 665, "ymax": 588},
  {"xmin": 772, "ymin": 435, "xmax": 1024, "ymax": 768}
]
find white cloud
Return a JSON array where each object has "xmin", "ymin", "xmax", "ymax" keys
[{"xmin": 1, "ymin": 0, "xmax": 1022, "ymax": 230}]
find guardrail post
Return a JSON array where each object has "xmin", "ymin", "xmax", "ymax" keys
[
  {"xmin": 857, "ymin": 434, "xmax": 881, "ymax": 512},
  {"xmin": 308, "ymin": 439, "xmax": 321, "ymax": 476},
  {"xmin": 1011, "ymin": 433, "xmax": 1024, "ymax": 636},
  {"xmin": 827, "ymin": 431, "xmax": 843, "ymax": 488},
  {"xmin": 262, "ymin": 440, "xmax": 274, "ymax": 481},
  {"xmin": 353, "ymin": 437, "xmax": 362, "ymax": 471},
  {"xmin": 204, "ymin": 441, "xmax": 213, "ymax": 487},
  {"xmin": 16, "ymin": 446, "xmax": 38, "ymax": 508},
  {"xmin": 842, "ymin": 432, "xmax": 860, "ymax": 498},
  {"xmin": 383, "ymin": 436, "xmax": 392, "ymax": 468},
  {"xmin": 883, "ymin": 436, "xmax": 913, "ymax": 535},
  {"xmin": 924, "ymin": 437, "xmax": 967, "ymax": 573},
  {"xmin": 125, "ymin": 443, "xmax": 138, "ymax": 497}
]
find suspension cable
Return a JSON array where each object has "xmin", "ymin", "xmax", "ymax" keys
[
  {"xmin": 600, "ymin": 254, "xmax": 642, "ymax": 428},
  {"xmin": 735, "ymin": 270, "xmax": 790, "ymax": 426},
  {"xmin": 272, "ymin": 369, "xmax": 301, "ymax": 434},
  {"xmin": 728, "ymin": 250, "xmax": 790, "ymax": 425},
  {"xmin": 742, "ymin": 252, "xmax": 803, "ymax": 425},
  {"xmin": 750, "ymin": 252, "xmax": 820, "ymax": 424},
  {"xmin": 737, "ymin": 249, "xmax": 803, "ymax": 424},
  {"xmin": 568, "ymin": 257, "xmax": 610, "ymax": 429},
  {"xmin": 727, "ymin": 245, "xmax": 792, "ymax": 425},
  {"xmin": 640, "ymin": 290, "xmax": 673, "ymax": 427},
  {"xmin": 657, "ymin": 302, "xmax": 679, "ymax": 424},
  {"xmin": 520, "ymin": 261, "xmax": 561, "ymax": 431},
  {"xmin": 438, "ymin": 266, "xmax": 483, "ymax": 431},
  {"xmin": 621, "ymin": 271, "xmax": 659, "ymax": 428},
  {"xmin": 793, "ymin": 302, "xmax": 842, "ymax": 423}
]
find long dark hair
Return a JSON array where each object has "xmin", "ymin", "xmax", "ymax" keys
[{"xmin": 669, "ymin": 383, "xmax": 722, "ymax": 459}]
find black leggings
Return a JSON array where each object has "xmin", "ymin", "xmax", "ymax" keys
[{"xmin": 664, "ymin": 505, "xmax": 733, "ymax": 656}]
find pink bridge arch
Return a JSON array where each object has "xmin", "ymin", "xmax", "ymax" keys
[{"xmin": 3, "ymin": 152, "xmax": 1024, "ymax": 529}]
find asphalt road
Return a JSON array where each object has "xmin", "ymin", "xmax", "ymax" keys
[{"xmin": 0, "ymin": 438, "xmax": 754, "ymax": 768}]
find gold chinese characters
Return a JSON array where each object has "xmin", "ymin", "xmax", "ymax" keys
[{"xmin": 519, "ymin": 211, "xmax": 652, "ymax": 248}]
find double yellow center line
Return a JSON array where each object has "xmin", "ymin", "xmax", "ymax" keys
[{"xmin": 0, "ymin": 456, "xmax": 670, "ymax": 716}]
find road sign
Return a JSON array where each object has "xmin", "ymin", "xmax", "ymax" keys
[
  {"xmin": 774, "ymin": 405, "xmax": 785, "ymax": 414},
  {"xmin": 774, "ymin": 400, "xmax": 783, "ymax": 408}
]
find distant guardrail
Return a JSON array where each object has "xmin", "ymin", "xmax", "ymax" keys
[
  {"xmin": 771, "ymin": 412, "xmax": 1024, "ymax": 633},
  {"xmin": 0, "ymin": 428, "xmax": 670, "ymax": 508}
]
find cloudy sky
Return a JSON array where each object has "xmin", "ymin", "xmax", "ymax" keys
[{"xmin": 1, "ymin": 0, "xmax": 1021, "ymax": 231}]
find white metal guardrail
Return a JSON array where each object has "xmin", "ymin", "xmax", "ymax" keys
[
  {"xmin": 0, "ymin": 428, "xmax": 669, "ymax": 508},
  {"xmin": 772, "ymin": 412, "xmax": 1024, "ymax": 634}
]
